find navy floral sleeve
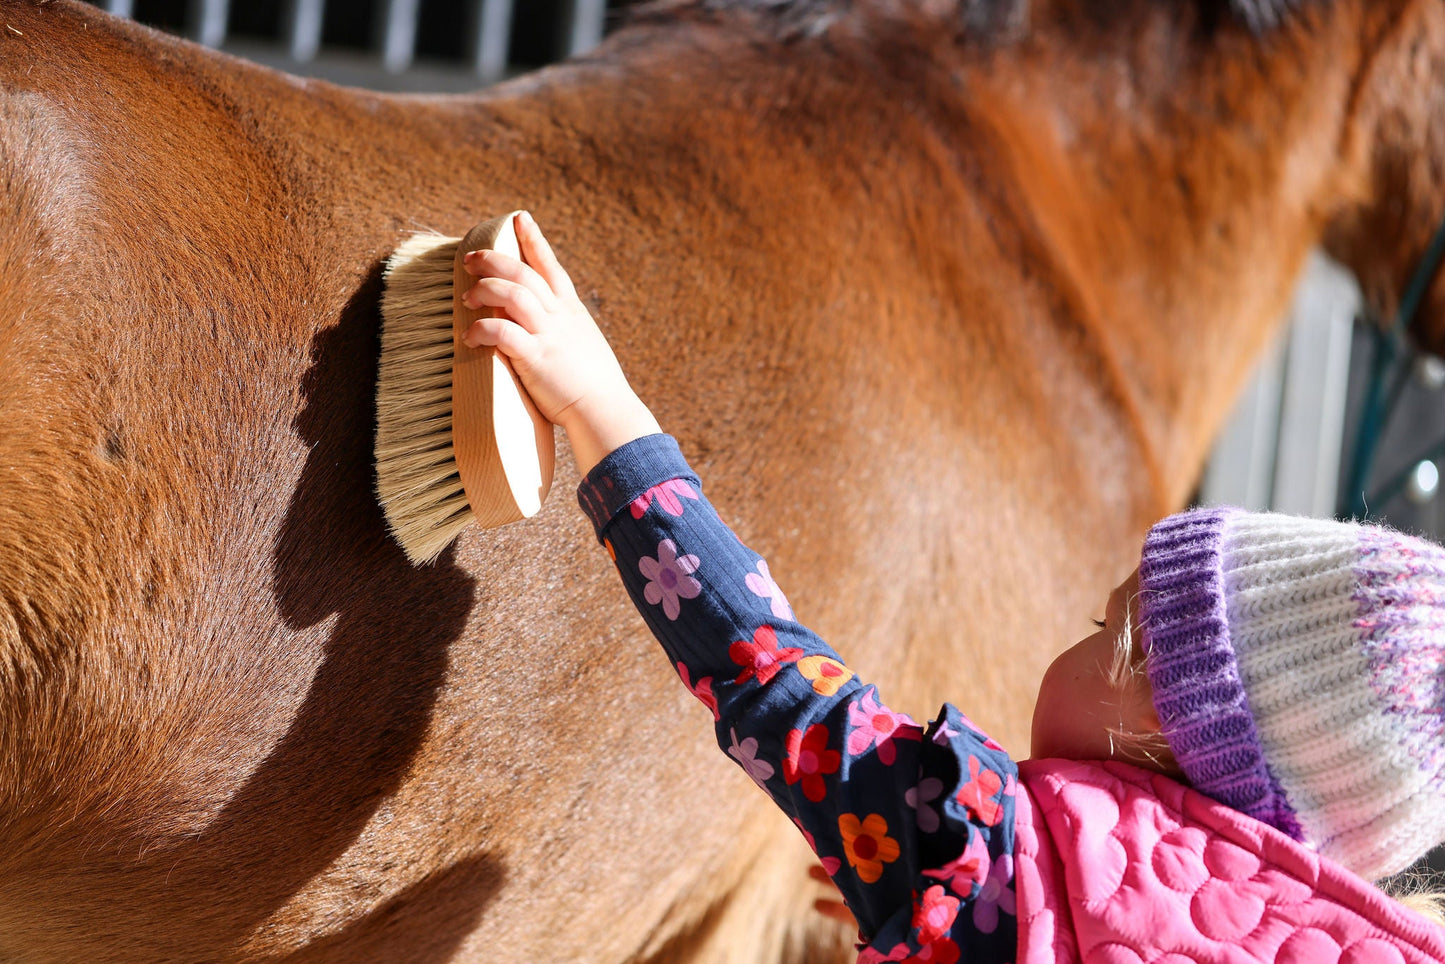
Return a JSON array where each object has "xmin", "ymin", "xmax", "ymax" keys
[{"xmin": 579, "ymin": 435, "xmax": 1019, "ymax": 962}]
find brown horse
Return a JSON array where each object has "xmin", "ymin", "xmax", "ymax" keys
[{"xmin": 1, "ymin": 0, "xmax": 1443, "ymax": 960}]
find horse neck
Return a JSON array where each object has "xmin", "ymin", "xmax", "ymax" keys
[
  {"xmin": 929, "ymin": 0, "xmax": 1382, "ymax": 508},
  {"xmin": 595, "ymin": 2, "xmax": 1389, "ymax": 510}
]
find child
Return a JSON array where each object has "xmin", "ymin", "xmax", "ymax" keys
[{"xmin": 461, "ymin": 212, "xmax": 1445, "ymax": 962}]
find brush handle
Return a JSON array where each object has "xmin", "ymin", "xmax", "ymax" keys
[{"xmin": 451, "ymin": 212, "xmax": 556, "ymax": 526}]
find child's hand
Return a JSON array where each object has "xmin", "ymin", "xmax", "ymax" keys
[
  {"xmin": 807, "ymin": 865, "xmax": 857, "ymax": 927},
  {"xmin": 460, "ymin": 211, "xmax": 660, "ymax": 475}
]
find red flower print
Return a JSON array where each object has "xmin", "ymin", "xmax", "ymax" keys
[
  {"xmin": 903, "ymin": 937, "xmax": 960, "ymax": 964},
  {"xmin": 630, "ymin": 478, "xmax": 700, "ymax": 518},
  {"xmin": 784, "ymin": 724, "xmax": 841, "ymax": 802},
  {"xmin": 677, "ymin": 662, "xmax": 719, "ymax": 720},
  {"xmin": 956, "ymin": 755, "xmax": 1004, "ymax": 827},
  {"xmin": 839, "ymin": 813, "xmax": 900, "ymax": 884},
  {"xmin": 729, "ymin": 625, "xmax": 803, "ymax": 685},
  {"xmin": 913, "ymin": 885, "xmax": 961, "ymax": 945}
]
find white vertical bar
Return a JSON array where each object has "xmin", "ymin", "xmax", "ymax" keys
[
  {"xmin": 189, "ymin": 0, "xmax": 230, "ymax": 47},
  {"xmin": 563, "ymin": 0, "xmax": 606, "ymax": 57},
  {"xmin": 474, "ymin": 0, "xmax": 514, "ymax": 81},
  {"xmin": 381, "ymin": 0, "xmax": 420, "ymax": 72},
  {"xmin": 1201, "ymin": 334, "xmax": 1285, "ymax": 511},
  {"xmin": 288, "ymin": 0, "xmax": 326, "ymax": 62},
  {"xmin": 105, "ymin": 0, "xmax": 135, "ymax": 18},
  {"xmin": 1270, "ymin": 253, "xmax": 1359, "ymax": 517}
]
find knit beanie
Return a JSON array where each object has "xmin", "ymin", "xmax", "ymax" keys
[{"xmin": 1138, "ymin": 506, "xmax": 1445, "ymax": 881}]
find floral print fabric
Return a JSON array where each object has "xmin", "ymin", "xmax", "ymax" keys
[{"xmin": 579, "ymin": 435, "xmax": 1019, "ymax": 961}]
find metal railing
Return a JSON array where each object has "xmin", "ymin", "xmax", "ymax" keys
[{"xmin": 94, "ymin": 0, "xmax": 613, "ymax": 89}]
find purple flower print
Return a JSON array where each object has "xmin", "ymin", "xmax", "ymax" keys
[
  {"xmin": 905, "ymin": 775, "xmax": 945, "ymax": 834},
  {"xmin": 630, "ymin": 478, "xmax": 700, "ymax": 519},
  {"xmin": 744, "ymin": 559, "xmax": 793, "ymax": 620},
  {"xmin": 727, "ymin": 728, "xmax": 775, "ymax": 788},
  {"xmin": 847, "ymin": 688, "xmax": 922, "ymax": 765},
  {"xmin": 971, "ymin": 853, "xmax": 1016, "ymax": 934},
  {"xmin": 931, "ymin": 719, "xmax": 959, "ymax": 746},
  {"xmin": 639, "ymin": 539, "xmax": 701, "ymax": 620}
]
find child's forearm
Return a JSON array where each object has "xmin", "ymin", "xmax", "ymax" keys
[{"xmin": 578, "ymin": 435, "xmax": 963, "ymax": 941}]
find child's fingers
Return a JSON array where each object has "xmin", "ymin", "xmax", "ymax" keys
[
  {"xmin": 515, "ymin": 211, "xmax": 577, "ymax": 301},
  {"xmin": 461, "ymin": 278, "xmax": 548, "ymax": 331},
  {"xmin": 812, "ymin": 898, "xmax": 856, "ymax": 926},
  {"xmin": 807, "ymin": 865, "xmax": 839, "ymax": 887},
  {"xmin": 461, "ymin": 249, "xmax": 557, "ymax": 312},
  {"xmin": 460, "ymin": 315, "xmax": 535, "ymax": 357}
]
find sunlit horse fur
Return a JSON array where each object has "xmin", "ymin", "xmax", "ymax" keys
[{"xmin": 2, "ymin": 0, "xmax": 1444, "ymax": 960}]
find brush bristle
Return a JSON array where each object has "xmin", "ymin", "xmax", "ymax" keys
[{"xmin": 375, "ymin": 232, "xmax": 473, "ymax": 565}]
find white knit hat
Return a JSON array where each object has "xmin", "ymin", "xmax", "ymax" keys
[{"xmin": 1139, "ymin": 507, "xmax": 1445, "ymax": 880}]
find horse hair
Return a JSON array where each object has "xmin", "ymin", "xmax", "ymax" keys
[{"xmin": 625, "ymin": 0, "xmax": 1312, "ymax": 40}]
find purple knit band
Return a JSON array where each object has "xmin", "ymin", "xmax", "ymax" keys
[{"xmin": 1138, "ymin": 507, "xmax": 1305, "ymax": 841}]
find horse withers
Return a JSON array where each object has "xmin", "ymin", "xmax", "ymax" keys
[{"xmin": 1, "ymin": 1, "xmax": 1443, "ymax": 961}]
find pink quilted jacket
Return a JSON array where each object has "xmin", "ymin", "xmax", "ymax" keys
[{"xmin": 1015, "ymin": 759, "xmax": 1445, "ymax": 963}]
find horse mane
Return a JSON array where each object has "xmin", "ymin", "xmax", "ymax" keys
[{"xmin": 624, "ymin": 0, "xmax": 1316, "ymax": 41}]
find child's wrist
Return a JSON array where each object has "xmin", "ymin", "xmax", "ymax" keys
[{"xmin": 562, "ymin": 391, "xmax": 662, "ymax": 476}]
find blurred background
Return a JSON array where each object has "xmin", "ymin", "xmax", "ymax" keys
[{"xmin": 81, "ymin": 0, "xmax": 1445, "ymax": 898}]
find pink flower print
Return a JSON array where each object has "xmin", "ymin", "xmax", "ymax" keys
[
  {"xmin": 639, "ymin": 539, "xmax": 701, "ymax": 620},
  {"xmin": 793, "ymin": 819, "xmax": 842, "ymax": 876},
  {"xmin": 905, "ymin": 775, "xmax": 945, "ymax": 834},
  {"xmin": 913, "ymin": 885, "xmax": 961, "ymax": 945},
  {"xmin": 729, "ymin": 625, "xmax": 803, "ymax": 685},
  {"xmin": 846, "ymin": 688, "xmax": 922, "ymax": 765},
  {"xmin": 744, "ymin": 559, "xmax": 793, "ymax": 620},
  {"xmin": 677, "ymin": 662, "xmax": 719, "ymax": 720},
  {"xmin": 784, "ymin": 724, "xmax": 841, "ymax": 802},
  {"xmin": 727, "ymin": 728, "xmax": 774, "ymax": 789},
  {"xmin": 924, "ymin": 828, "xmax": 990, "ymax": 896},
  {"xmin": 858, "ymin": 945, "xmax": 911, "ymax": 964},
  {"xmin": 956, "ymin": 755, "xmax": 1004, "ymax": 827},
  {"xmin": 971, "ymin": 853, "xmax": 1015, "ymax": 934},
  {"xmin": 958, "ymin": 713, "xmax": 1006, "ymax": 753},
  {"xmin": 630, "ymin": 478, "xmax": 700, "ymax": 519}
]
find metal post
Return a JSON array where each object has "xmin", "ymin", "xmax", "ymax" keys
[
  {"xmin": 189, "ymin": 0, "xmax": 230, "ymax": 48},
  {"xmin": 562, "ymin": 0, "xmax": 606, "ymax": 57},
  {"xmin": 473, "ymin": 0, "xmax": 515, "ymax": 82},
  {"xmin": 381, "ymin": 0, "xmax": 421, "ymax": 72},
  {"xmin": 287, "ymin": 0, "xmax": 326, "ymax": 62}
]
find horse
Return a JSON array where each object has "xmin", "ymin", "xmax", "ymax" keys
[{"xmin": 1, "ymin": 0, "xmax": 1443, "ymax": 960}]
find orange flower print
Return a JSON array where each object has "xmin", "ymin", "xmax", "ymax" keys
[
  {"xmin": 956, "ymin": 755, "xmax": 1004, "ymax": 827},
  {"xmin": 838, "ymin": 813, "xmax": 900, "ymax": 884},
  {"xmin": 797, "ymin": 655, "xmax": 853, "ymax": 695},
  {"xmin": 603, "ymin": 538, "xmax": 617, "ymax": 562}
]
